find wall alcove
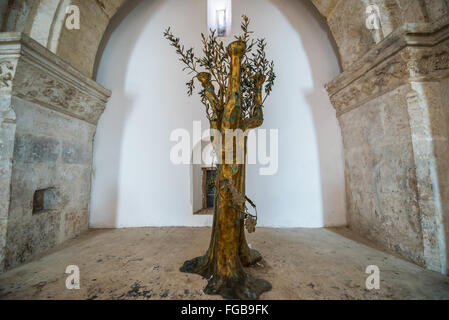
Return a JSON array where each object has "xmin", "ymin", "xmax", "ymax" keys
[{"xmin": 90, "ymin": 0, "xmax": 346, "ymax": 228}]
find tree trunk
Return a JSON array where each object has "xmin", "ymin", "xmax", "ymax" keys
[
  {"xmin": 180, "ymin": 41, "xmax": 271, "ymax": 299},
  {"xmin": 180, "ymin": 162, "xmax": 271, "ymax": 299}
]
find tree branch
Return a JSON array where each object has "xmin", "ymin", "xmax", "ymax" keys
[
  {"xmin": 197, "ymin": 72, "xmax": 222, "ymax": 113},
  {"xmin": 244, "ymin": 74, "xmax": 266, "ymax": 130}
]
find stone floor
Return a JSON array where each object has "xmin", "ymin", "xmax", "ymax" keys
[{"xmin": 0, "ymin": 227, "xmax": 448, "ymax": 300}]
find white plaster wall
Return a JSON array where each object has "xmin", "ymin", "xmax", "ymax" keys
[{"xmin": 91, "ymin": 0, "xmax": 346, "ymax": 228}]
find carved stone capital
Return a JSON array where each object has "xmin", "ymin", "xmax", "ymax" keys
[
  {"xmin": 0, "ymin": 33, "xmax": 111, "ymax": 125},
  {"xmin": 0, "ymin": 60, "xmax": 16, "ymax": 92},
  {"xmin": 326, "ymin": 18, "xmax": 449, "ymax": 117}
]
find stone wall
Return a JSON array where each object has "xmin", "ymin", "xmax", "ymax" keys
[
  {"xmin": 326, "ymin": 16, "xmax": 449, "ymax": 273},
  {"xmin": 338, "ymin": 84, "xmax": 425, "ymax": 265},
  {"xmin": 320, "ymin": 0, "xmax": 449, "ymax": 69},
  {"xmin": 0, "ymin": 89, "xmax": 16, "ymax": 273},
  {"xmin": 0, "ymin": 33, "xmax": 110, "ymax": 272}
]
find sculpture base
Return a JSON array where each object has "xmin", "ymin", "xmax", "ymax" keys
[{"xmin": 180, "ymin": 251, "xmax": 271, "ymax": 300}]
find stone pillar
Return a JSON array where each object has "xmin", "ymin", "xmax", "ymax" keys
[
  {"xmin": 0, "ymin": 33, "xmax": 110, "ymax": 272},
  {"xmin": 0, "ymin": 53, "xmax": 17, "ymax": 272},
  {"xmin": 326, "ymin": 17, "xmax": 449, "ymax": 274}
]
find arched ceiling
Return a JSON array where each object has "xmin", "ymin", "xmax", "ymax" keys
[{"xmin": 1, "ymin": 0, "xmax": 447, "ymax": 78}]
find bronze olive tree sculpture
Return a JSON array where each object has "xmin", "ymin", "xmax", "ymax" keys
[{"xmin": 164, "ymin": 16, "xmax": 275, "ymax": 299}]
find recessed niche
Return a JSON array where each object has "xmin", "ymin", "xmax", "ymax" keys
[
  {"xmin": 203, "ymin": 167, "xmax": 217, "ymax": 209},
  {"xmin": 193, "ymin": 167, "xmax": 217, "ymax": 215},
  {"xmin": 32, "ymin": 188, "xmax": 59, "ymax": 214}
]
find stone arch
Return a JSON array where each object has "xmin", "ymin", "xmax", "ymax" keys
[
  {"xmin": 3, "ymin": 0, "xmax": 449, "ymax": 78},
  {"xmin": 3, "ymin": 0, "xmax": 342, "ymax": 78}
]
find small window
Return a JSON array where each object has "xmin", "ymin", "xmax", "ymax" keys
[
  {"xmin": 33, "ymin": 188, "xmax": 58, "ymax": 214},
  {"xmin": 216, "ymin": 9, "xmax": 227, "ymax": 37},
  {"xmin": 207, "ymin": 0, "xmax": 232, "ymax": 37},
  {"xmin": 204, "ymin": 168, "xmax": 217, "ymax": 208},
  {"xmin": 197, "ymin": 167, "xmax": 217, "ymax": 214}
]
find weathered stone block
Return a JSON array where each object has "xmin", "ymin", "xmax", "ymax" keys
[
  {"xmin": 5, "ymin": 210, "xmax": 61, "ymax": 269},
  {"xmin": 330, "ymin": 19, "xmax": 449, "ymax": 274},
  {"xmin": 14, "ymin": 134, "xmax": 60, "ymax": 163},
  {"xmin": 61, "ymin": 142, "xmax": 90, "ymax": 165}
]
